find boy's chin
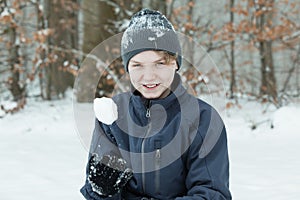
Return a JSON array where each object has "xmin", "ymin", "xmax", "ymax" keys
[
  {"xmin": 141, "ymin": 93, "xmax": 161, "ymax": 99},
  {"xmin": 141, "ymin": 89, "xmax": 170, "ymax": 99},
  {"xmin": 136, "ymin": 86, "xmax": 170, "ymax": 99}
]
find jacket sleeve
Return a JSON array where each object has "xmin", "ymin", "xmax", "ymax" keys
[
  {"xmin": 175, "ymin": 106, "xmax": 232, "ymax": 200},
  {"xmin": 80, "ymin": 119, "xmax": 122, "ymax": 200}
]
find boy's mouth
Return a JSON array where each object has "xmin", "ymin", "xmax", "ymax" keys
[{"xmin": 143, "ymin": 84, "xmax": 160, "ymax": 89}]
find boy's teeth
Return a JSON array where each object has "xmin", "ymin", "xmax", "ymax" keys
[{"xmin": 145, "ymin": 84, "xmax": 157, "ymax": 88}]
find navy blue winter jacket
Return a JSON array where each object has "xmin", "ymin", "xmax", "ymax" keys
[{"xmin": 80, "ymin": 74, "xmax": 232, "ymax": 200}]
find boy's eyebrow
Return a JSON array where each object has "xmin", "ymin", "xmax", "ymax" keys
[
  {"xmin": 129, "ymin": 60, "xmax": 140, "ymax": 63},
  {"xmin": 130, "ymin": 58, "xmax": 165, "ymax": 63}
]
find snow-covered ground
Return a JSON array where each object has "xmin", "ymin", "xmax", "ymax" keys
[
  {"xmin": 1, "ymin": 93, "xmax": 299, "ymax": 200},
  {"xmin": 226, "ymin": 101, "xmax": 300, "ymax": 200}
]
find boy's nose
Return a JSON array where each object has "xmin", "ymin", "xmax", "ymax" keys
[{"xmin": 142, "ymin": 65, "xmax": 156, "ymax": 81}]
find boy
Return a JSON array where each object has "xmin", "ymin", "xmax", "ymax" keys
[{"xmin": 80, "ymin": 8, "xmax": 232, "ymax": 200}]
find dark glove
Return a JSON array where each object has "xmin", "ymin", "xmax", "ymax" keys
[{"xmin": 88, "ymin": 153, "xmax": 133, "ymax": 197}]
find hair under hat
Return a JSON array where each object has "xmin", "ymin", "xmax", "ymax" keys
[{"xmin": 121, "ymin": 8, "xmax": 182, "ymax": 71}]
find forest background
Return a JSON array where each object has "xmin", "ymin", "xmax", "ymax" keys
[{"xmin": 0, "ymin": 0, "xmax": 300, "ymax": 114}]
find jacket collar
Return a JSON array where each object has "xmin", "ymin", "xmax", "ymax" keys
[{"xmin": 130, "ymin": 73, "xmax": 187, "ymax": 111}]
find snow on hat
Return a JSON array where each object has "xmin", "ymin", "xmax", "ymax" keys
[{"xmin": 121, "ymin": 8, "xmax": 182, "ymax": 71}]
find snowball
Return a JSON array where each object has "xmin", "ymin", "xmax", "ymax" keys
[{"xmin": 93, "ymin": 97, "xmax": 118, "ymax": 125}]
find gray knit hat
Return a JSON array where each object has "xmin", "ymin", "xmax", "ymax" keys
[{"xmin": 121, "ymin": 8, "xmax": 182, "ymax": 71}]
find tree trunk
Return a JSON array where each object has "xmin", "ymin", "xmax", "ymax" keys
[
  {"xmin": 77, "ymin": 0, "xmax": 118, "ymax": 102},
  {"xmin": 8, "ymin": 14, "xmax": 25, "ymax": 101},
  {"xmin": 256, "ymin": 0, "xmax": 277, "ymax": 103},
  {"xmin": 43, "ymin": 0, "xmax": 78, "ymax": 100},
  {"xmin": 229, "ymin": 0, "xmax": 236, "ymax": 99},
  {"xmin": 1, "ymin": 0, "xmax": 25, "ymax": 101},
  {"xmin": 259, "ymin": 40, "xmax": 277, "ymax": 101},
  {"xmin": 34, "ymin": 0, "xmax": 47, "ymax": 99},
  {"xmin": 82, "ymin": 0, "xmax": 117, "ymax": 53}
]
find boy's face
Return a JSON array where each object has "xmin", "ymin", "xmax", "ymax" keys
[{"xmin": 128, "ymin": 50, "xmax": 178, "ymax": 99}]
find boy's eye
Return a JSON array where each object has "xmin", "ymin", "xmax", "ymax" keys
[
  {"xmin": 156, "ymin": 61, "xmax": 167, "ymax": 68},
  {"xmin": 132, "ymin": 64, "xmax": 141, "ymax": 67}
]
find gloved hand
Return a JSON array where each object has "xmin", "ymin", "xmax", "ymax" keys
[{"xmin": 88, "ymin": 153, "xmax": 133, "ymax": 197}]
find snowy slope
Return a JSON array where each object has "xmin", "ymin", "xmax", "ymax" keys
[
  {"xmin": 226, "ymin": 101, "xmax": 300, "ymax": 200},
  {"xmin": 0, "ymin": 95, "xmax": 299, "ymax": 200},
  {"xmin": 0, "ymin": 95, "xmax": 87, "ymax": 200}
]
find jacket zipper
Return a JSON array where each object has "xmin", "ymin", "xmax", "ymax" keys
[
  {"xmin": 155, "ymin": 148, "xmax": 161, "ymax": 194},
  {"xmin": 141, "ymin": 100, "xmax": 151, "ymax": 193},
  {"xmin": 146, "ymin": 107, "xmax": 151, "ymax": 118}
]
